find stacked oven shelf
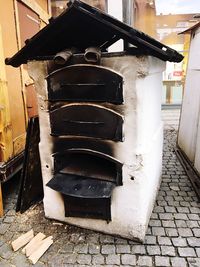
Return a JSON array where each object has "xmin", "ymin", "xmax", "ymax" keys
[{"xmin": 46, "ymin": 63, "xmax": 124, "ymax": 221}]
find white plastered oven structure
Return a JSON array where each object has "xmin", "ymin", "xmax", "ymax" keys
[{"xmin": 28, "ymin": 54, "xmax": 165, "ymax": 242}]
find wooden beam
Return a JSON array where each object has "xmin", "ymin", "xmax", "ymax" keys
[
  {"xmin": 0, "ymin": 183, "xmax": 3, "ymax": 217},
  {"xmin": 22, "ymin": 232, "xmax": 46, "ymax": 257},
  {"xmin": 28, "ymin": 236, "xmax": 53, "ymax": 264},
  {"xmin": 11, "ymin": 229, "xmax": 34, "ymax": 251}
]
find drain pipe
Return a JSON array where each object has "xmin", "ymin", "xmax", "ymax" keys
[{"xmin": 123, "ymin": 0, "xmax": 134, "ymax": 26}]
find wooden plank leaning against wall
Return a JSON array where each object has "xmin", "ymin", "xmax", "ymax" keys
[{"xmin": 0, "ymin": 0, "xmax": 50, "ymax": 217}]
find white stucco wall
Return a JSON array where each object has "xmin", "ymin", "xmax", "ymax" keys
[{"xmin": 178, "ymin": 26, "xmax": 200, "ymax": 173}]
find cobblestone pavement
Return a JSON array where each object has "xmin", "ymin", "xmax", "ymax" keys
[{"xmin": 1, "ymin": 110, "xmax": 200, "ymax": 267}]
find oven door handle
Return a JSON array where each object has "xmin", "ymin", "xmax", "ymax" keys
[{"xmin": 63, "ymin": 120, "xmax": 105, "ymax": 125}]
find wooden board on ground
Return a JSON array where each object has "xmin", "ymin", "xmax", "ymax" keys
[
  {"xmin": 22, "ymin": 232, "xmax": 46, "ymax": 256},
  {"xmin": 28, "ymin": 236, "xmax": 53, "ymax": 264},
  {"xmin": 11, "ymin": 229, "xmax": 34, "ymax": 251}
]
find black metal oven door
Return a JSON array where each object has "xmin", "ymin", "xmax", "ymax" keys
[
  {"xmin": 53, "ymin": 148, "xmax": 122, "ymax": 186},
  {"xmin": 50, "ymin": 104, "xmax": 123, "ymax": 141},
  {"xmin": 46, "ymin": 173, "xmax": 114, "ymax": 221},
  {"xmin": 47, "ymin": 65, "xmax": 123, "ymax": 104}
]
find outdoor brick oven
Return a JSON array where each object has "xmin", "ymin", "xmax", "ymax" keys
[{"xmin": 6, "ymin": 0, "xmax": 183, "ymax": 241}]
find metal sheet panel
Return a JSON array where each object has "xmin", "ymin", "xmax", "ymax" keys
[
  {"xmin": 0, "ymin": 25, "xmax": 13, "ymax": 162},
  {"xmin": 46, "ymin": 173, "xmax": 114, "ymax": 221},
  {"xmin": 53, "ymin": 148, "xmax": 122, "ymax": 185},
  {"xmin": 50, "ymin": 104, "xmax": 123, "ymax": 141},
  {"xmin": 0, "ymin": 0, "xmax": 26, "ymax": 142},
  {"xmin": 47, "ymin": 64, "xmax": 123, "ymax": 104}
]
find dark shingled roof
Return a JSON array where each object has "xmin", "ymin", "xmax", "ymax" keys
[{"xmin": 5, "ymin": 0, "xmax": 183, "ymax": 67}]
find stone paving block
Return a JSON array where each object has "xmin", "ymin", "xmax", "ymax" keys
[
  {"xmin": 149, "ymin": 220, "xmax": 161, "ymax": 227},
  {"xmin": 177, "ymin": 207, "xmax": 190, "ymax": 213},
  {"xmin": 146, "ymin": 227, "xmax": 152, "ymax": 235},
  {"xmin": 115, "ymin": 237, "xmax": 128, "ymax": 244},
  {"xmin": 62, "ymin": 253, "xmax": 77, "ymax": 264},
  {"xmin": 0, "ymin": 243, "xmax": 13, "ymax": 260},
  {"xmin": 152, "ymin": 227, "xmax": 165, "ymax": 236},
  {"xmin": 174, "ymin": 213, "xmax": 188, "ymax": 220},
  {"xmin": 157, "ymin": 200, "xmax": 168, "ymax": 206},
  {"xmin": 150, "ymin": 213, "xmax": 159, "ymax": 219},
  {"xmin": 153, "ymin": 206, "xmax": 165, "ymax": 213},
  {"xmin": 0, "ymin": 259, "xmax": 13, "ymax": 267},
  {"xmin": 101, "ymin": 245, "xmax": 115, "ymax": 254},
  {"xmin": 174, "ymin": 196, "xmax": 184, "ymax": 201},
  {"xmin": 159, "ymin": 213, "xmax": 173, "ymax": 220},
  {"xmin": 165, "ymin": 228, "xmax": 178, "ymax": 237},
  {"xmin": 165, "ymin": 196, "xmax": 174, "ymax": 201},
  {"xmin": 162, "ymin": 220, "xmax": 176, "ymax": 228},
  {"xmin": 33, "ymin": 262, "xmax": 45, "ymax": 267},
  {"xmin": 137, "ymin": 256, "xmax": 152, "ymax": 266},
  {"xmin": 175, "ymin": 219, "xmax": 187, "ymax": 228},
  {"xmin": 10, "ymin": 253, "xmax": 31, "ymax": 267},
  {"xmin": 86, "ymin": 233, "xmax": 99, "ymax": 243},
  {"xmin": 74, "ymin": 244, "xmax": 88, "ymax": 254},
  {"xmin": 105, "ymin": 254, "xmax": 120, "ymax": 265},
  {"xmin": 178, "ymin": 228, "xmax": 193, "ymax": 237},
  {"xmin": 172, "ymin": 237, "xmax": 187, "ymax": 247},
  {"xmin": 186, "ymin": 220, "xmax": 199, "ymax": 228},
  {"xmin": 187, "ymin": 237, "xmax": 200, "ymax": 247},
  {"xmin": 188, "ymin": 214, "xmax": 200, "ymax": 220},
  {"xmin": 59, "ymin": 243, "xmax": 74, "ymax": 253},
  {"xmin": 161, "ymin": 246, "xmax": 176, "ymax": 256},
  {"xmin": 121, "ymin": 254, "xmax": 136, "ymax": 265},
  {"xmin": 77, "ymin": 254, "xmax": 92, "ymax": 265},
  {"xmin": 131, "ymin": 245, "xmax": 146, "ymax": 254},
  {"xmin": 116, "ymin": 244, "xmax": 131, "ymax": 254},
  {"xmin": 168, "ymin": 201, "xmax": 180, "ymax": 207},
  {"xmin": 144, "ymin": 236, "xmax": 157, "ymax": 245},
  {"xmin": 165, "ymin": 206, "xmax": 176, "ymax": 213},
  {"xmin": 157, "ymin": 236, "xmax": 172, "ymax": 245},
  {"xmin": 155, "ymin": 256, "xmax": 170, "ymax": 266},
  {"xmin": 180, "ymin": 201, "xmax": 190, "ymax": 207},
  {"xmin": 92, "ymin": 255, "xmax": 105, "ymax": 265},
  {"xmin": 3, "ymin": 216, "xmax": 15, "ymax": 224},
  {"xmin": 99, "ymin": 235, "xmax": 115, "ymax": 244},
  {"xmin": 187, "ymin": 257, "xmax": 200, "ymax": 267},
  {"xmin": 178, "ymin": 247, "xmax": 196, "ymax": 257},
  {"xmin": 146, "ymin": 245, "xmax": 161, "ymax": 256},
  {"xmin": 192, "ymin": 228, "xmax": 200, "ymax": 237},
  {"xmin": 171, "ymin": 257, "xmax": 187, "ymax": 267},
  {"xmin": 189, "ymin": 207, "xmax": 200, "ymax": 214},
  {"xmin": 0, "ymin": 224, "xmax": 9, "ymax": 235},
  {"xmin": 88, "ymin": 244, "xmax": 100, "ymax": 254},
  {"xmin": 196, "ymin": 248, "xmax": 200, "ymax": 257}
]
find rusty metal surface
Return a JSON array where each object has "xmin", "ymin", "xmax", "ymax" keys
[
  {"xmin": 0, "ymin": 152, "xmax": 24, "ymax": 182},
  {"xmin": 47, "ymin": 64, "xmax": 123, "ymax": 104},
  {"xmin": 50, "ymin": 104, "xmax": 123, "ymax": 141},
  {"xmin": 6, "ymin": 0, "xmax": 183, "ymax": 67},
  {"xmin": 53, "ymin": 148, "xmax": 122, "ymax": 185}
]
